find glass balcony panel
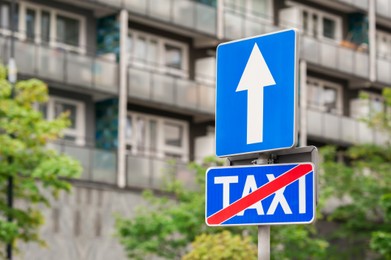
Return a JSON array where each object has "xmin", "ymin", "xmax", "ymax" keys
[
  {"xmin": 176, "ymin": 79, "xmax": 198, "ymax": 110},
  {"xmin": 307, "ymin": 110, "xmax": 322, "ymax": 137},
  {"xmin": 37, "ymin": 46, "xmax": 64, "ymax": 81},
  {"xmin": 355, "ymin": 52, "xmax": 369, "ymax": 78},
  {"xmin": 196, "ymin": 3, "xmax": 216, "ymax": 35},
  {"xmin": 199, "ymin": 84, "xmax": 215, "ymax": 113},
  {"xmin": 64, "ymin": 145, "xmax": 91, "ymax": 180},
  {"xmin": 374, "ymin": 130, "xmax": 388, "ymax": 146},
  {"xmin": 377, "ymin": 58, "xmax": 391, "ymax": 84},
  {"xmin": 176, "ymin": 162, "xmax": 197, "ymax": 191},
  {"xmin": 377, "ymin": 0, "xmax": 389, "ymax": 17},
  {"xmin": 338, "ymin": 47, "xmax": 354, "ymax": 74},
  {"xmin": 94, "ymin": 59, "xmax": 118, "ymax": 93},
  {"xmin": 92, "ymin": 149, "xmax": 116, "ymax": 184},
  {"xmin": 149, "ymin": 0, "xmax": 171, "ymax": 22},
  {"xmin": 151, "ymin": 73, "xmax": 175, "ymax": 105},
  {"xmin": 244, "ymin": 18, "xmax": 264, "ymax": 37},
  {"xmin": 125, "ymin": 0, "xmax": 147, "ymax": 14},
  {"xmin": 128, "ymin": 67, "xmax": 151, "ymax": 99},
  {"xmin": 324, "ymin": 113, "xmax": 340, "ymax": 140},
  {"xmin": 341, "ymin": 117, "xmax": 357, "ymax": 144},
  {"xmin": 301, "ymin": 36, "xmax": 318, "ymax": 64},
  {"xmin": 15, "ymin": 41, "xmax": 35, "ymax": 75},
  {"xmin": 358, "ymin": 121, "xmax": 373, "ymax": 143},
  {"xmin": 320, "ymin": 43, "xmax": 337, "ymax": 68},
  {"xmin": 355, "ymin": 0, "xmax": 368, "ymax": 9},
  {"xmin": 173, "ymin": 0, "xmax": 195, "ymax": 29},
  {"xmin": 66, "ymin": 52, "xmax": 93, "ymax": 87},
  {"xmin": 151, "ymin": 159, "xmax": 169, "ymax": 189},
  {"xmin": 126, "ymin": 155, "xmax": 150, "ymax": 188},
  {"xmin": 224, "ymin": 12, "xmax": 242, "ymax": 39}
]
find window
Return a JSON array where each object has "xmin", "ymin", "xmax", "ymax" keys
[
  {"xmin": 0, "ymin": 2, "xmax": 18, "ymax": 34},
  {"xmin": 38, "ymin": 96, "xmax": 86, "ymax": 145},
  {"xmin": 128, "ymin": 30, "xmax": 189, "ymax": 77},
  {"xmin": 17, "ymin": 2, "xmax": 85, "ymax": 52},
  {"xmin": 126, "ymin": 112, "xmax": 189, "ymax": 161},
  {"xmin": 307, "ymin": 77, "xmax": 343, "ymax": 115},
  {"xmin": 287, "ymin": 2, "xmax": 342, "ymax": 42}
]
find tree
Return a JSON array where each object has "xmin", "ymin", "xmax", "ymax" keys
[
  {"xmin": 319, "ymin": 88, "xmax": 391, "ymax": 259},
  {"xmin": 115, "ymin": 157, "xmax": 328, "ymax": 259},
  {"xmin": 0, "ymin": 65, "xmax": 81, "ymax": 256}
]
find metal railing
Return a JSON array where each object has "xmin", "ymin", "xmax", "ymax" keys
[
  {"xmin": 0, "ymin": 35, "xmax": 119, "ymax": 94},
  {"xmin": 126, "ymin": 154, "xmax": 197, "ymax": 191},
  {"xmin": 300, "ymin": 35, "xmax": 369, "ymax": 78},
  {"xmin": 128, "ymin": 65, "xmax": 215, "ymax": 114},
  {"xmin": 307, "ymin": 109, "xmax": 388, "ymax": 145}
]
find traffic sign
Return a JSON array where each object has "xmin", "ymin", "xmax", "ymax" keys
[
  {"xmin": 216, "ymin": 29, "xmax": 298, "ymax": 157},
  {"xmin": 205, "ymin": 163, "xmax": 315, "ymax": 226}
]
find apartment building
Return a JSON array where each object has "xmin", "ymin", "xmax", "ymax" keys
[{"xmin": 0, "ymin": 0, "xmax": 389, "ymax": 259}]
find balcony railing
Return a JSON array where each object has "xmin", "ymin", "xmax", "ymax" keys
[
  {"xmin": 0, "ymin": 35, "xmax": 118, "ymax": 94},
  {"xmin": 223, "ymin": 9, "xmax": 278, "ymax": 40},
  {"xmin": 48, "ymin": 142, "xmax": 118, "ymax": 185},
  {"xmin": 128, "ymin": 65, "xmax": 215, "ymax": 114},
  {"xmin": 109, "ymin": 0, "xmax": 217, "ymax": 36},
  {"xmin": 126, "ymin": 154, "xmax": 197, "ymax": 191},
  {"xmin": 301, "ymin": 35, "xmax": 369, "ymax": 79},
  {"xmin": 376, "ymin": 55, "xmax": 391, "ymax": 85},
  {"xmin": 307, "ymin": 109, "xmax": 388, "ymax": 145},
  {"xmin": 334, "ymin": 0, "xmax": 368, "ymax": 9},
  {"xmin": 377, "ymin": 0, "xmax": 391, "ymax": 19}
]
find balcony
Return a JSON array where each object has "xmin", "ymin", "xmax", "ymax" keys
[
  {"xmin": 49, "ymin": 142, "xmax": 118, "ymax": 185},
  {"xmin": 307, "ymin": 109, "xmax": 388, "ymax": 145},
  {"xmin": 116, "ymin": 0, "xmax": 216, "ymax": 36},
  {"xmin": 0, "ymin": 35, "xmax": 118, "ymax": 94},
  {"xmin": 223, "ymin": 9, "xmax": 278, "ymax": 40},
  {"xmin": 301, "ymin": 35, "xmax": 369, "ymax": 79},
  {"xmin": 126, "ymin": 154, "xmax": 197, "ymax": 191},
  {"xmin": 128, "ymin": 65, "xmax": 215, "ymax": 115}
]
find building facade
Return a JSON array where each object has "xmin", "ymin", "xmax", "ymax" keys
[{"xmin": 0, "ymin": 0, "xmax": 389, "ymax": 259}]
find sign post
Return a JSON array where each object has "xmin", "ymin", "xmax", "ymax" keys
[{"xmin": 208, "ymin": 28, "xmax": 317, "ymax": 259}]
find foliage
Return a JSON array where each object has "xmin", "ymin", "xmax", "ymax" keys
[
  {"xmin": 318, "ymin": 87, "xmax": 391, "ymax": 259},
  {"xmin": 182, "ymin": 230, "xmax": 257, "ymax": 260},
  {"xmin": 0, "ymin": 64, "xmax": 81, "ymax": 256},
  {"xmin": 116, "ymin": 157, "xmax": 328, "ymax": 259}
]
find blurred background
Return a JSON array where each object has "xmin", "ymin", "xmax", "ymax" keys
[{"xmin": 1, "ymin": 0, "xmax": 391, "ymax": 259}]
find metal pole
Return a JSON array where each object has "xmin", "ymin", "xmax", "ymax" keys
[
  {"xmin": 6, "ymin": 0, "xmax": 17, "ymax": 259},
  {"xmin": 117, "ymin": 9, "xmax": 128, "ymax": 188},
  {"xmin": 368, "ymin": 0, "xmax": 376, "ymax": 82},
  {"xmin": 299, "ymin": 60, "xmax": 307, "ymax": 147},
  {"xmin": 256, "ymin": 153, "xmax": 270, "ymax": 260}
]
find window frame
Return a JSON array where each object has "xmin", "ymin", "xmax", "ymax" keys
[
  {"xmin": 126, "ymin": 111, "xmax": 189, "ymax": 162},
  {"xmin": 38, "ymin": 96, "xmax": 86, "ymax": 145},
  {"xmin": 286, "ymin": 1, "xmax": 342, "ymax": 42},
  {"xmin": 127, "ymin": 29, "xmax": 189, "ymax": 78},
  {"xmin": 307, "ymin": 77, "xmax": 343, "ymax": 115},
  {"xmin": 17, "ymin": 1, "xmax": 86, "ymax": 53}
]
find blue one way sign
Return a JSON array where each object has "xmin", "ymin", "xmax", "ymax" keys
[
  {"xmin": 216, "ymin": 29, "xmax": 298, "ymax": 157},
  {"xmin": 205, "ymin": 163, "xmax": 315, "ymax": 226}
]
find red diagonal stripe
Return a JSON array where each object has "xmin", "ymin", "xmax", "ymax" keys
[{"xmin": 207, "ymin": 164, "xmax": 313, "ymax": 225}]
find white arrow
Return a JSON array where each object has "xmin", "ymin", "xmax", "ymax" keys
[{"xmin": 236, "ymin": 43, "xmax": 276, "ymax": 144}]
